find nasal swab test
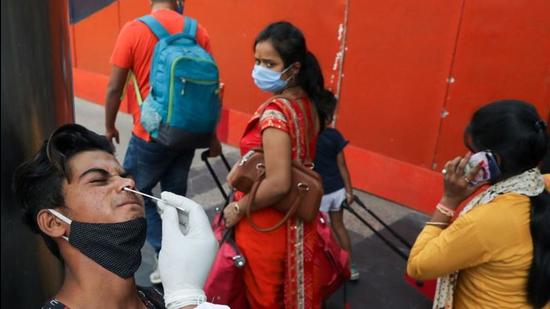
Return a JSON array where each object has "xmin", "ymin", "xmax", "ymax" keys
[
  {"xmin": 123, "ymin": 187, "xmax": 188, "ymax": 213},
  {"xmin": 124, "ymin": 187, "xmax": 190, "ymax": 234}
]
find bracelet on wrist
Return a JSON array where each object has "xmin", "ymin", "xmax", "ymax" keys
[
  {"xmin": 436, "ymin": 203, "xmax": 455, "ymax": 217},
  {"xmin": 425, "ymin": 221, "xmax": 450, "ymax": 227},
  {"xmin": 233, "ymin": 202, "xmax": 240, "ymax": 214}
]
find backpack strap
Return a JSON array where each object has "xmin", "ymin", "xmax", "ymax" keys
[
  {"xmin": 182, "ymin": 17, "xmax": 198, "ymax": 40},
  {"xmin": 138, "ymin": 15, "xmax": 170, "ymax": 40}
]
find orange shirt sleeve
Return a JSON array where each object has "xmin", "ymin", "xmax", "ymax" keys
[{"xmin": 110, "ymin": 21, "xmax": 138, "ymax": 69}]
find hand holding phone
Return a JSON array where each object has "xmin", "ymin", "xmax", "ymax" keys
[{"xmin": 441, "ymin": 152, "xmax": 498, "ymax": 208}]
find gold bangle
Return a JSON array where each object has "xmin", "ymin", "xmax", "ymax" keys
[{"xmin": 233, "ymin": 202, "xmax": 240, "ymax": 214}]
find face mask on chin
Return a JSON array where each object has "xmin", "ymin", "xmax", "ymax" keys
[
  {"xmin": 48, "ymin": 209, "xmax": 147, "ymax": 279},
  {"xmin": 251, "ymin": 64, "xmax": 293, "ymax": 93}
]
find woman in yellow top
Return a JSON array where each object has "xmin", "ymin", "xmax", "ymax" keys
[{"xmin": 407, "ymin": 100, "xmax": 550, "ymax": 309}]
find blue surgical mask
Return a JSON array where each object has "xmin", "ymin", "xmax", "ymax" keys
[{"xmin": 252, "ymin": 65, "xmax": 291, "ymax": 93}]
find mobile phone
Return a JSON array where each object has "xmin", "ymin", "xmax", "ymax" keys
[{"xmin": 464, "ymin": 151, "xmax": 501, "ymax": 185}]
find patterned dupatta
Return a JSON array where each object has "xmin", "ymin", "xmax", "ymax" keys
[{"xmin": 433, "ymin": 168, "xmax": 546, "ymax": 309}]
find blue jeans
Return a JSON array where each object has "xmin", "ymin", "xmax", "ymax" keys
[{"xmin": 123, "ymin": 135, "xmax": 195, "ymax": 253}]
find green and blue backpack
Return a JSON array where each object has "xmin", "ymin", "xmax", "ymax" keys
[{"xmin": 135, "ymin": 15, "xmax": 220, "ymax": 149}]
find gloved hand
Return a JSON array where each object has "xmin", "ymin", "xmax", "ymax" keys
[{"xmin": 158, "ymin": 192, "xmax": 219, "ymax": 309}]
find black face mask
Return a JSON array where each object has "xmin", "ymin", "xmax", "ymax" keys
[{"xmin": 48, "ymin": 209, "xmax": 147, "ymax": 278}]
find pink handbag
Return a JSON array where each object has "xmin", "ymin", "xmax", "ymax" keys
[
  {"xmin": 316, "ymin": 212, "xmax": 351, "ymax": 299},
  {"xmin": 205, "ymin": 212, "xmax": 349, "ymax": 305},
  {"xmin": 203, "ymin": 213, "xmax": 249, "ymax": 308}
]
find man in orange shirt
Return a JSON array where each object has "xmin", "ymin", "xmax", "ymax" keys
[{"xmin": 105, "ymin": 0, "xmax": 221, "ymax": 284}]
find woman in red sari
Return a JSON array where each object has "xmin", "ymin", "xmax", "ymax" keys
[{"xmin": 223, "ymin": 22, "xmax": 335, "ymax": 308}]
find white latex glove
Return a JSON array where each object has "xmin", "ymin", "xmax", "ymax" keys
[{"xmin": 158, "ymin": 192, "xmax": 219, "ymax": 309}]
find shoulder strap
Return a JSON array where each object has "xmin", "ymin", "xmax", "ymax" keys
[
  {"xmin": 246, "ymin": 172, "xmax": 305, "ymax": 232},
  {"xmin": 182, "ymin": 17, "xmax": 198, "ymax": 39},
  {"xmin": 138, "ymin": 15, "xmax": 170, "ymax": 40}
]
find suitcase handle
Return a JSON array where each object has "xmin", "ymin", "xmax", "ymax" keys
[{"xmin": 201, "ymin": 150, "xmax": 231, "ymax": 203}]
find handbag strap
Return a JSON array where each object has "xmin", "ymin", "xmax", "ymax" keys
[{"xmin": 245, "ymin": 171, "xmax": 308, "ymax": 232}]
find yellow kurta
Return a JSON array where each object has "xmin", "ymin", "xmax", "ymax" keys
[{"xmin": 407, "ymin": 192, "xmax": 549, "ymax": 309}]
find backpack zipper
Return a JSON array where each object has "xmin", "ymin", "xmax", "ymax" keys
[
  {"xmin": 179, "ymin": 78, "xmax": 218, "ymax": 95},
  {"xmin": 168, "ymin": 56, "xmax": 217, "ymax": 123}
]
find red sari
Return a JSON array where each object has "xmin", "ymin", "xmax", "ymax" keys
[{"xmin": 234, "ymin": 95, "xmax": 322, "ymax": 309}]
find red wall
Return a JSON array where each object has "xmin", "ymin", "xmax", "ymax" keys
[
  {"xmin": 71, "ymin": 0, "xmax": 550, "ymax": 213},
  {"xmin": 432, "ymin": 0, "xmax": 550, "ymax": 169}
]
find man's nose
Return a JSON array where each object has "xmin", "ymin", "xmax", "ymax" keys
[{"xmin": 116, "ymin": 175, "xmax": 136, "ymax": 192}]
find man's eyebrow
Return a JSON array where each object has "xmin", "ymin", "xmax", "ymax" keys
[
  {"xmin": 79, "ymin": 168, "xmax": 110, "ymax": 180},
  {"xmin": 78, "ymin": 168, "xmax": 133, "ymax": 180}
]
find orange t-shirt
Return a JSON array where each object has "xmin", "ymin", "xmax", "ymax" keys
[{"xmin": 110, "ymin": 9, "xmax": 212, "ymax": 141}]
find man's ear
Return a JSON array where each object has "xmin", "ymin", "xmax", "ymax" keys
[{"xmin": 36, "ymin": 209, "xmax": 68, "ymax": 238}]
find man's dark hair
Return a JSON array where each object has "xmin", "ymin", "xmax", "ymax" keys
[{"xmin": 12, "ymin": 124, "xmax": 114, "ymax": 260}]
